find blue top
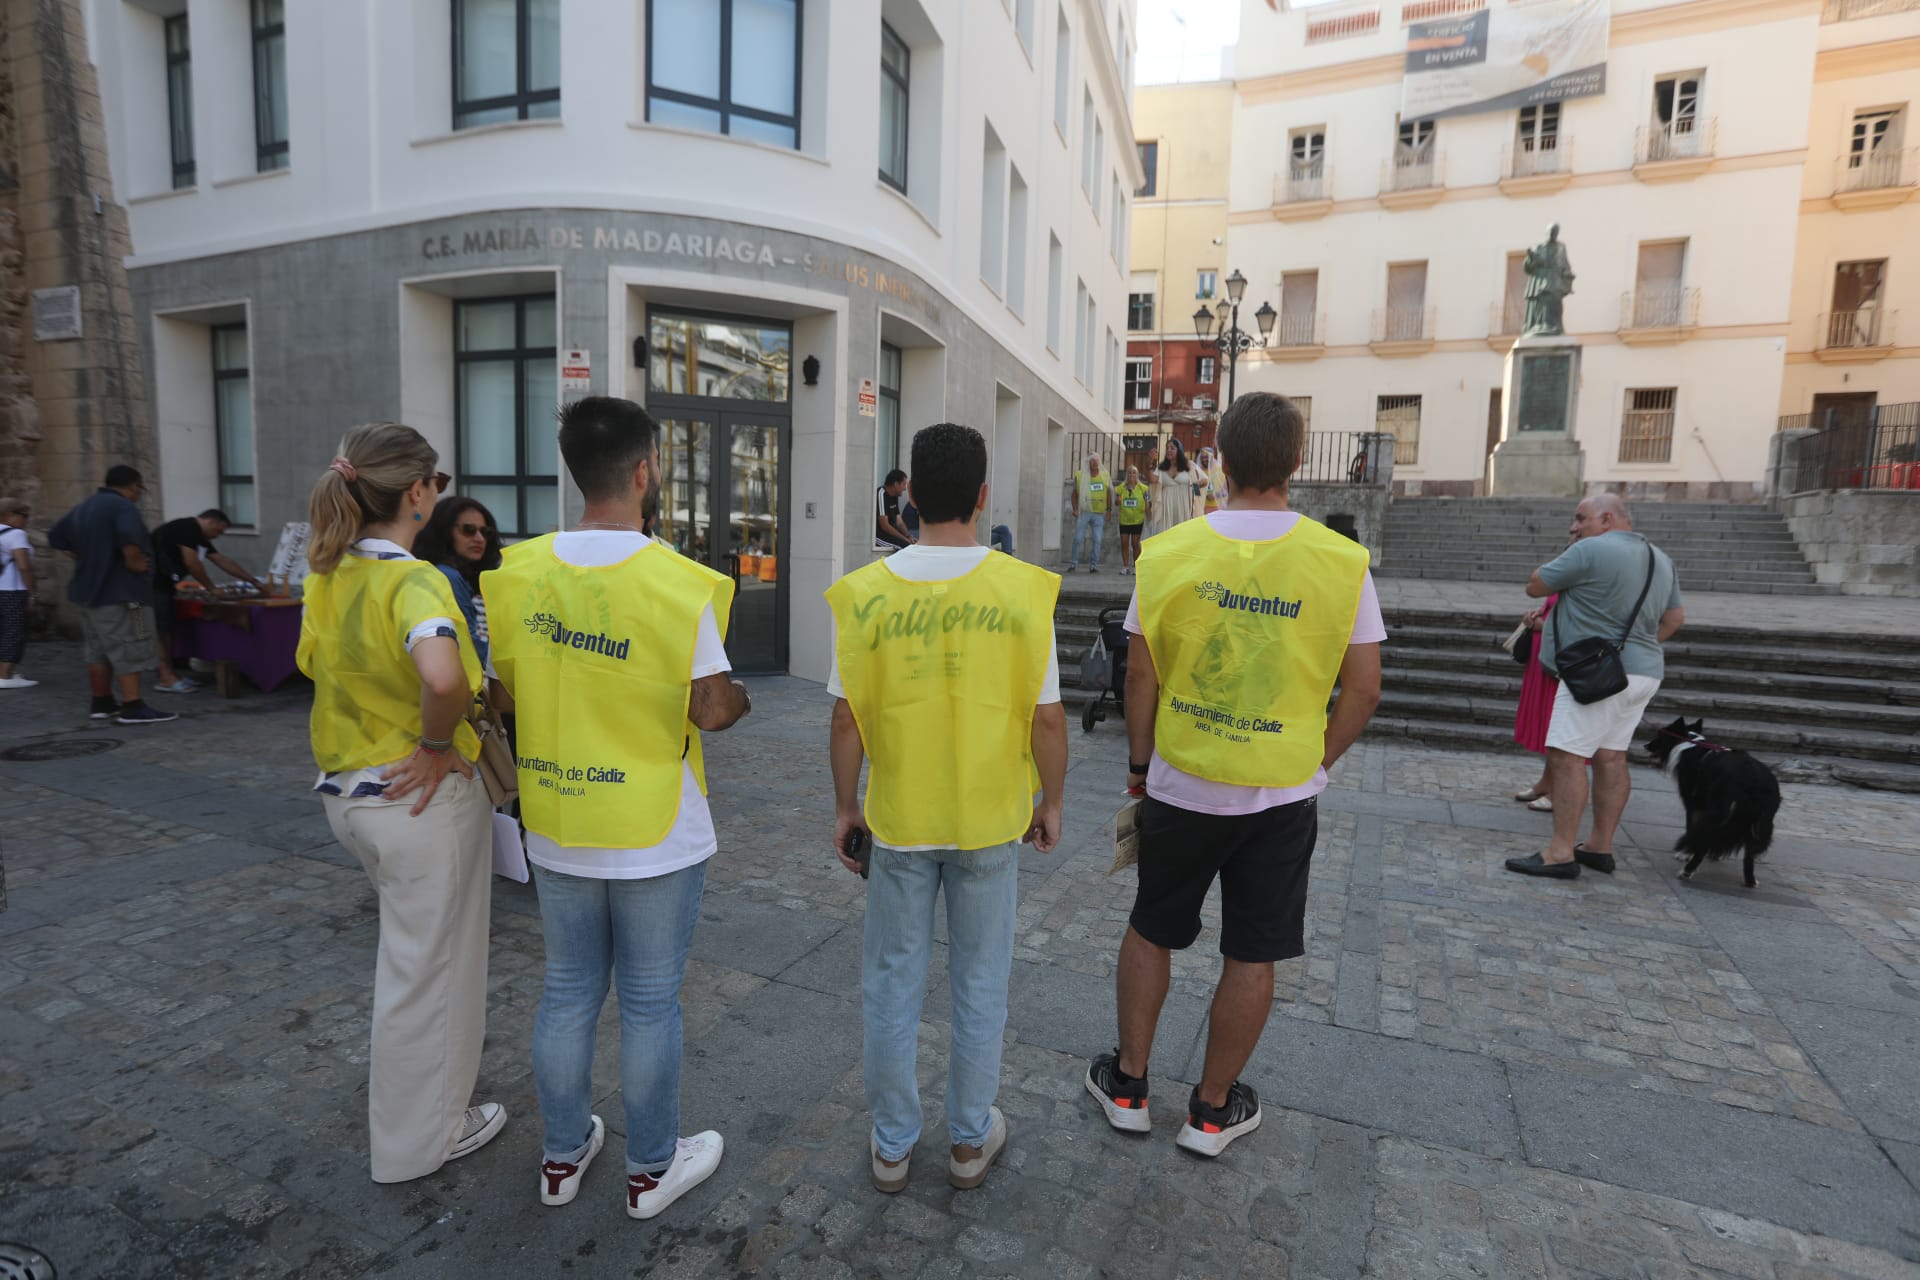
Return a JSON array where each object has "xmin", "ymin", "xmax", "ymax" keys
[
  {"xmin": 48, "ymin": 489, "xmax": 154, "ymax": 608},
  {"xmin": 1537, "ymin": 530, "xmax": 1682, "ymax": 681},
  {"xmin": 435, "ymin": 562, "xmax": 487, "ymax": 667}
]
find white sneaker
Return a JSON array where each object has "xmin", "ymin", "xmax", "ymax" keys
[
  {"xmin": 870, "ymin": 1136, "xmax": 910, "ymax": 1194},
  {"xmin": 447, "ymin": 1102, "xmax": 507, "ymax": 1161},
  {"xmin": 948, "ymin": 1106, "xmax": 1007, "ymax": 1190},
  {"xmin": 0, "ymin": 676, "xmax": 37, "ymax": 689},
  {"xmin": 539, "ymin": 1114, "xmax": 604, "ymax": 1206},
  {"xmin": 627, "ymin": 1131, "xmax": 723, "ymax": 1220}
]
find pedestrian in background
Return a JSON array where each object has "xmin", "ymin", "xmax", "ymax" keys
[
  {"xmin": 1147, "ymin": 440, "xmax": 1200, "ymax": 539},
  {"xmin": 1506, "ymin": 495, "xmax": 1684, "ymax": 881},
  {"xmin": 151, "ymin": 508, "xmax": 270, "ymax": 693},
  {"xmin": 486, "ymin": 396, "xmax": 750, "ymax": 1222},
  {"xmin": 1115, "ymin": 465, "xmax": 1151, "ymax": 576},
  {"xmin": 296, "ymin": 423, "xmax": 502, "ymax": 1183},
  {"xmin": 47, "ymin": 465, "xmax": 175, "ymax": 724},
  {"xmin": 415, "ymin": 496, "xmax": 503, "ymax": 668},
  {"xmin": 1510, "ymin": 594, "xmax": 1562, "ymax": 812},
  {"xmin": 1088, "ymin": 392, "xmax": 1382, "ymax": 1158},
  {"xmin": 827, "ymin": 422, "xmax": 1066, "ymax": 1196},
  {"xmin": 1196, "ymin": 446, "xmax": 1227, "ymax": 515},
  {"xmin": 0, "ymin": 495, "xmax": 36, "ymax": 689},
  {"xmin": 1066, "ymin": 453, "xmax": 1110, "ymax": 573}
]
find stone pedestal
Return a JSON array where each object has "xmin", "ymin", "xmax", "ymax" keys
[{"xmin": 1488, "ymin": 334, "xmax": 1585, "ymax": 497}]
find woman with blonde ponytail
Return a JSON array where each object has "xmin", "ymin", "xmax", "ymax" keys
[{"xmin": 295, "ymin": 422, "xmax": 507, "ymax": 1183}]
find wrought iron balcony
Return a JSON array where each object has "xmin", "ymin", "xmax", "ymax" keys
[
  {"xmin": 1273, "ymin": 161, "xmax": 1330, "ymax": 205},
  {"xmin": 1635, "ymin": 118, "xmax": 1716, "ymax": 167},
  {"xmin": 1619, "ymin": 286, "xmax": 1700, "ymax": 339}
]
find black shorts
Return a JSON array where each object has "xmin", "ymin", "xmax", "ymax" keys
[
  {"xmin": 1118, "ymin": 523, "xmax": 1145, "ymax": 538},
  {"xmin": 1129, "ymin": 794, "xmax": 1318, "ymax": 963},
  {"xmin": 151, "ymin": 588, "xmax": 176, "ymax": 637}
]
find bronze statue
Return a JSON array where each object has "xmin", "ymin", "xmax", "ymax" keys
[{"xmin": 1523, "ymin": 224, "xmax": 1575, "ymax": 337}]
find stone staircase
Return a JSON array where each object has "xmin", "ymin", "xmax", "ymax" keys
[
  {"xmin": 1051, "ymin": 581, "xmax": 1920, "ymax": 793},
  {"xmin": 1378, "ymin": 499, "xmax": 1825, "ymax": 595}
]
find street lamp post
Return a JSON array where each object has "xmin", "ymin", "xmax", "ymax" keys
[{"xmin": 1192, "ymin": 268, "xmax": 1278, "ymax": 412}]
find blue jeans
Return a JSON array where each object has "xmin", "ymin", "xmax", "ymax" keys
[
  {"xmin": 1069, "ymin": 511, "xmax": 1105, "ymax": 569},
  {"xmin": 863, "ymin": 842, "xmax": 1020, "ymax": 1160},
  {"xmin": 531, "ymin": 860, "xmax": 706, "ymax": 1174}
]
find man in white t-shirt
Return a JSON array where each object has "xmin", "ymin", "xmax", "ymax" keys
[
  {"xmin": 486, "ymin": 397, "xmax": 751, "ymax": 1223},
  {"xmin": 1085, "ymin": 392, "xmax": 1384, "ymax": 1159},
  {"xmin": 0, "ymin": 494, "xmax": 37, "ymax": 688}
]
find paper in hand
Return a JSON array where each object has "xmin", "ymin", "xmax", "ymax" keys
[
  {"xmin": 1499, "ymin": 621, "xmax": 1528, "ymax": 654},
  {"xmin": 1111, "ymin": 798, "xmax": 1141, "ymax": 875}
]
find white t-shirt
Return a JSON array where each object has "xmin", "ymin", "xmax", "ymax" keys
[
  {"xmin": 521, "ymin": 530, "xmax": 732, "ymax": 881},
  {"xmin": 1124, "ymin": 511, "xmax": 1387, "ymax": 816},
  {"xmin": 0, "ymin": 525, "xmax": 29, "ymax": 592},
  {"xmin": 824, "ymin": 545, "xmax": 1061, "ymax": 703}
]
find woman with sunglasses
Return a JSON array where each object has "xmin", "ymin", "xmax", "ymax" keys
[
  {"xmin": 297, "ymin": 422, "xmax": 504, "ymax": 1183},
  {"xmin": 416, "ymin": 497, "xmax": 503, "ymax": 667}
]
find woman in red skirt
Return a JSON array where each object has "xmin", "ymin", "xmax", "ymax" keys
[{"xmin": 1512, "ymin": 595, "xmax": 1560, "ymax": 811}]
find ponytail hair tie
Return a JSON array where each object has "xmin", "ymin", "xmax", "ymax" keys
[{"xmin": 329, "ymin": 457, "xmax": 358, "ymax": 483}]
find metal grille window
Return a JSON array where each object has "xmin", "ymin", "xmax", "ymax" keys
[
  {"xmin": 1619, "ymin": 388, "xmax": 1677, "ymax": 463},
  {"xmin": 1136, "ymin": 141, "xmax": 1157, "ymax": 197},
  {"xmin": 455, "ymin": 0, "xmax": 560, "ymax": 129},
  {"xmin": 1197, "ymin": 355, "xmax": 1216, "ymax": 385},
  {"xmin": 212, "ymin": 326, "xmax": 256, "ymax": 527},
  {"xmin": 876, "ymin": 342, "xmax": 902, "ymax": 482},
  {"xmin": 648, "ymin": 0, "xmax": 799, "ymax": 147},
  {"xmin": 252, "ymin": 0, "xmax": 288, "ymax": 171},
  {"xmin": 1376, "ymin": 394, "xmax": 1422, "ymax": 465},
  {"xmin": 456, "ymin": 296, "xmax": 559, "ymax": 537},
  {"xmin": 879, "ymin": 22, "xmax": 909, "ymax": 192},
  {"xmin": 166, "ymin": 15, "xmax": 194, "ymax": 189},
  {"xmin": 1125, "ymin": 357, "xmax": 1152, "ymax": 411}
]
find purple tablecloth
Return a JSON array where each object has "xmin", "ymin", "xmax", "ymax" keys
[{"xmin": 171, "ymin": 600, "xmax": 304, "ymax": 693}]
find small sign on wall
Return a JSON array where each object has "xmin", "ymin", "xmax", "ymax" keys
[
  {"xmin": 561, "ymin": 348, "xmax": 592, "ymax": 394},
  {"xmin": 32, "ymin": 286, "xmax": 83, "ymax": 342},
  {"xmin": 857, "ymin": 377, "xmax": 877, "ymax": 418}
]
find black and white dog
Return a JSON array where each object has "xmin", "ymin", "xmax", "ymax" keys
[{"xmin": 1642, "ymin": 717, "xmax": 1781, "ymax": 888}]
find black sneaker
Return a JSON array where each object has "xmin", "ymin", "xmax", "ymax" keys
[
  {"xmin": 89, "ymin": 695, "xmax": 120, "ymax": 720},
  {"xmin": 1177, "ymin": 1082, "xmax": 1261, "ymax": 1158},
  {"xmin": 115, "ymin": 702, "xmax": 179, "ymax": 725},
  {"xmin": 1085, "ymin": 1050, "xmax": 1151, "ymax": 1133},
  {"xmin": 1504, "ymin": 852, "xmax": 1580, "ymax": 879}
]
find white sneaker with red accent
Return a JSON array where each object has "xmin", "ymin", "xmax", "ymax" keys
[
  {"xmin": 539, "ymin": 1114, "xmax": 605, "ymax": 1206},
  {"xmin": 626, "ymin": 1131, "xmax": 724, "ymax": 1220}
]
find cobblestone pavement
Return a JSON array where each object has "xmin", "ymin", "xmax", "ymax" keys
[{"xmin": 2, "ymin": 641, "xmax": 1918, "ymax": 1279}]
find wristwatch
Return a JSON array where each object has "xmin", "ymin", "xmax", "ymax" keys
[{"xmin": 1128, "ymin": 760, "xmax": 1151, "ymax": 775}]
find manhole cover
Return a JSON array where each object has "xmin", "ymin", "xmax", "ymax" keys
[
  {"xmin": 0, "ymin": 1243, "xmax": 56, "ymax": 1280},
  {"xmin": 0, "ymin": 738, "xmax": 122, "ymax": 763}
]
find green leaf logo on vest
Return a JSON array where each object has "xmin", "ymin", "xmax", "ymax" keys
[
  {"xmin": 852, "ymin": 592, "xmax": 1024, "ymax": 651},
  {"xmin": 1194, "ymin": 581, "xmax": 1302, "ymax": 619},
  {"xmin": 526, "ymin": 610, "xmax": 632, "ymax": 659}
]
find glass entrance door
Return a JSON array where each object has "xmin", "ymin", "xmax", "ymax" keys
[{"xmin": 651, "ymin": 409, "xmax": 789, "ymax": 673}]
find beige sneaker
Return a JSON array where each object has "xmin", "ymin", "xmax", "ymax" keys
[
  {"xmin": 871, "ymin": 1137, "xmax": 910, "ymax": 1194},
  {"xmin": 948, "ymin": 1106, "xmax": 1007, "ymax": 1190}
]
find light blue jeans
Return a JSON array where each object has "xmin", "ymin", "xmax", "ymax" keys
[
  {"xmin": 532, "ymin": 860, "xmax": 706, "ymax": 1175},
  {"xmin": 1069, "ymin": 511, "xmax": 1105, "ymax": 569},
  {"xmin": 863, "ymin": 842, "xmax": 1020, "ymax": 1160}
]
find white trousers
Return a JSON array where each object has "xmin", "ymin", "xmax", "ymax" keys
[{"xmin": 324, "ymin": 772, "xmax": 494, "ymax": 1183}]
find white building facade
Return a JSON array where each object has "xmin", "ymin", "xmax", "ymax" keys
[
  {"xmin": 88, "ymin": 0, "xmax": 1140, "ymax": 679},
  {"xmin": 1227, "ymin": 0, "xmax": 1834, "ymax": 499}
]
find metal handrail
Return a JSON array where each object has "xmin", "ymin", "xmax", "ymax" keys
[
  {"xmin": 1636, "ymin": 117, "xmax": 1716, "ymax": 164},
  {"xmin": 1382, "ymin": 149, "xmax": 1442, "ymax": 192},
  {"xmin": 1372, "ymin": 305, "xmax": 1435, "ymax": 342},
  {"xmin": 1835, "ymin": 148, "xmax": 1916, "ymax": 194},
  {"xmin": 1273, "ymin": 312, "xmax": 1325, "ymax": 346},
  {"xmin": 1818, "ymin": 308, "xmax": 1896, "ymax": 349},
  {"xmin": 1620, "ymin": 287, "xmax": 1700, "ymax": 331},
  {"xmin": 1502, "ymin": 135, "xmax": 1571, "ymax": 180},
  {"xmin": 1274, "ymin": 161, "xmax": 1330, "ymax": 204}
]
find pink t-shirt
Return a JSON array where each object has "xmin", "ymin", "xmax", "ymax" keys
[{"xmin": 1123, "ymin": 510, "xmax": 1388, "ymax": 816}]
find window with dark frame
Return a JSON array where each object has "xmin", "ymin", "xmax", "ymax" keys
[
  {"xmin": 1127, "ymin": 290, "xmax": 1153, "ymax": 331},
  {"xmin": 453, "ymin": 0, "xmax": 560, "ymax": 131},
  {"xmin": 879, "ymin": 21, "xmax": 909, "ymax": 192},
  {"xmin": 1197, "ymin": 354, "xmax": 1216, "ymax": 384},
  {"xmin": 1135, "ymin": 140, "xmax": 1157, "ymax": 197},
  {"xmin": 252, "ymin": 0, "xmax": 289, "ymax": 171},
  {"xmin": 455, "ymin": 296, "xmax": 560, "ymax": 537},
  {"xmin": 166, "ymin": 15, "xmax": 194, "ymax": 189},
  {"xmin": 647, "ymin": 0, "xmax": 802, "ymax": 150},
  {"xmin": 212, "ymin": 325, "xmax": 256, "ymax": 527},
  {"xmin": 1125, "ymin": 357, "xmax": 1152, "ymax": 411},
  {"xmin": 876, "ymin": 342, "xmax": 903, "ymax": 482},
  {"xmin": 1517, "ymin": 102, "xmax": 1560, "ymax": 153}
]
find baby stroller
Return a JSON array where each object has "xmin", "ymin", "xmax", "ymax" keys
[{"xmin": 1079, "ymin": 606, "xmax": 1131, "ymax": 734}]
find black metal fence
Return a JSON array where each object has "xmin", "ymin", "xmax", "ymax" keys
[
  {"xmin": 1067, "ymin": 429, "xmax": 1387, "ymax": 488},
  {"xmin": 1776, "ymin": 401, "xmax": 1920, "ymax": 494}
]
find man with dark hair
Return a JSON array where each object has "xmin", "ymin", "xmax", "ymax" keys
[
  {"xmin": 150, "ymin": 508, "xmax": 270, "ymax": 692},
  {"xmin": 47, "ymin": 466, "xmax": 176, "ymax": 724},
  {"xmin": 827, "ymin": 423, "xmax": 1067, "ymax": 1196},
  {"xmin": 875, "ymin": 469, "xmax": 913, "ymax": 549},
  {"xmin": 1085, "ymin": 392, "xmax": 1383, "ymax": 1158},
  {"xmin": 485, "ymin": 395, "xmax": 751, "ymax": 1222}
]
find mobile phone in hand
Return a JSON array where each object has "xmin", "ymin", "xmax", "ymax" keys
[{"xmin": 842, "ymin": 827, "xmax": 871, "ymax": 879}]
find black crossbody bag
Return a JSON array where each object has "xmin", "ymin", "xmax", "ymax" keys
[{"xmin": 1551, "ymin": 543, "xmax": 1656, "ymax": 706}]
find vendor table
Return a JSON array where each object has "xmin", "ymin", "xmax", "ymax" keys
[{"xmin": 170, "ymin": 596, "xmax": 304, "ymax": 696}]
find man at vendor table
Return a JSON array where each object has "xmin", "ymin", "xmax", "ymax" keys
[{"xmin": 152, "ymin": 509, "xmax": 271, "ymax": 693}]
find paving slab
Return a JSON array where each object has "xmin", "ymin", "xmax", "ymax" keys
[{"xmin": 1771, "ymin": 995, "xmax": 1920, "ymax": 1145}]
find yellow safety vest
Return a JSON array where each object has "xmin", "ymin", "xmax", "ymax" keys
[
  {"xmin": 298, "ymin": 555, "xmax": 483, "ymax": 773},
  {"xmin": 1136, "ymin": 516, "xmax": 1368, "ymax": 788},
  {"xmin": 483, "ymin": 536, "xmax": 734, "ymax": 848},
  {"xmin": 1076, "ymin": 471, "xmax": 1110, "ymax": 514},
  {"xmin": 825, "ymin": 552, "xmax": 1059, "ymax": 850},
  {"xmin": 1115, "ymin": 482, "xmax": 1150, "ymax": 524}
]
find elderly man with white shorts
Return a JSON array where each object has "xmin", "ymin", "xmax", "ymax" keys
[{"xmin": 1505, "ymin": 495, "xmax": 1684, "ymax": 881}]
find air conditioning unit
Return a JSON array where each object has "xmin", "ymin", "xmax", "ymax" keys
[{"xmin": 1192, "ymin": 397, "xmax": 1215, "ymax": 411}]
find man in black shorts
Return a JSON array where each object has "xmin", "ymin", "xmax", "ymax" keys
[
  {"xmin": 1083, "ymin": 392, "xmax": 1384, "ymax": 1157},
  {"xmin": 151, "ymin": 509, "xmax": 269, "ymax": 692}
]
